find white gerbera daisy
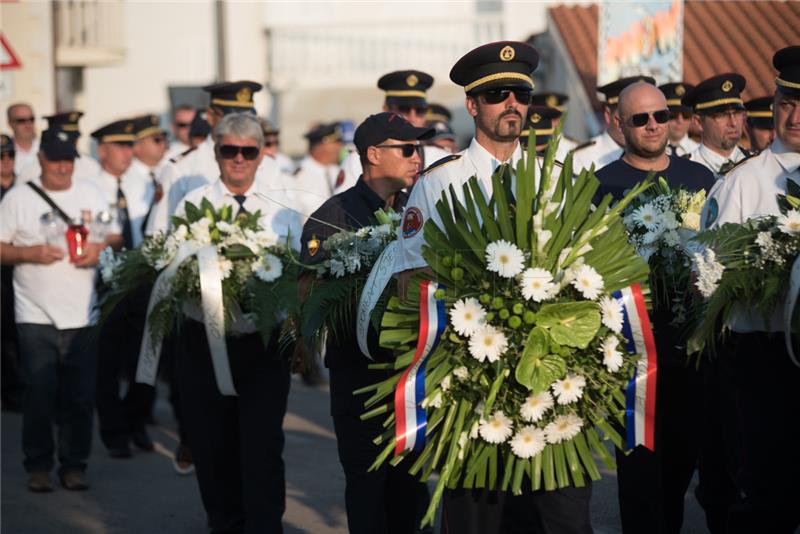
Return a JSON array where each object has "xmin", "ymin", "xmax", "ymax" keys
[
  {"xmin": 544, "ymin": 413, "xmax": 584, "ymax": 443},
  {"xmin": 468, "ymin": 325, "xmax": 508, "ymax": 363},
  {"xmin": 599, "ymin": 295, "xmax": 624, "ymax": 333},
  {"xmin": 254, "ymin": 253, "xmax": 283, "ymax": 282},
  {"xmin": 510, "ymin": 426, "xmax": 547, "ymax": 459},
  {"xmin": 632, "ymin": 204, "xmax": 661, "ymax": 230},
  {"xmin": 777, "ymin": 210, "xmax": 800, "ymax": 235},
  {"xmin": 551, "ymin": 374, "xmax": 586, "ymax": 405},
  {"xmin": 450, "ymin": 298, "xmax": 487, "ymax": 337},
  {"xmin": 485, "ymin": 240, "xmax": 525, "ymax": 278},
  {"xmin": 520, "ymin": 391, "xmax": 554, "ymax": 422},
  {"xmin": 571, "ymin": 264, "xmax": 604, "ymax": 300},
  {"xmin": 453, "ymin": 366, "xmax": 469, "ymax": 382},
  {"xmin": 600, "ymin": 335, "xmax": 623, "ymax": 372},
  {"xmin": 478, "ymin": 411, "xmax": 514, "ymax": 444},
  {"xmin": 520, "ymin": 268, "xmax": 555, "ymax": 302}
]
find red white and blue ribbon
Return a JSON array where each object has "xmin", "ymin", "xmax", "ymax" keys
[
  {"xmin": 394, "ymin": 280, "xmax": 446, "ymax": 456},
  {"xmin": 612, "ymin": 283, "xmax": 657, "ymax": 451}
]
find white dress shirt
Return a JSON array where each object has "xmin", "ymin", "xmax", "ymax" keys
[
  {"xmin": 87, "ymin": 166, "xmax": 154, "ymax": 248},
  {"xmin": 571, "ymin": 131, "xmax": 623, "ymax": 174},
  {"xmin": 13, "ymin": 138, "xmax": 40, "ymax": 176},
  {"xmin": 689, "ymin": 143, "xmax": 747, "ymax": 177}
]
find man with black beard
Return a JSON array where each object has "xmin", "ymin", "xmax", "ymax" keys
[{"xmin": 595, "ymin": 82, "xmax": 717, "ymax": 534}]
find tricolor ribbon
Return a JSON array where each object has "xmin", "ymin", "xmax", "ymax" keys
[
  {"xmin": 394, "ymin": 280, "xmax": 446, "ymax": 456},
  {"xmin": 612, "ymin": 283, "xmax": 657, "ymax": 451}
]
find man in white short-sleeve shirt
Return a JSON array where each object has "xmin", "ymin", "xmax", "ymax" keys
[{"xmin": 0, "ymin": 129, "xmax": 121, "ymax": 493}]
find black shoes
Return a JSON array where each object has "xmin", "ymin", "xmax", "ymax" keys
[{"xmin": 131, "ymin": 429, "xmax": 155, "ymax": 452}]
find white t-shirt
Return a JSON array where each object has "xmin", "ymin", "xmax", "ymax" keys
[{"xmin": 0, "ymin": 177, "xmax": 112, "ymax": 329}]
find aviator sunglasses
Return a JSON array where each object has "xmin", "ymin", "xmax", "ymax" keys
[
  {"xmin": 218, "ymin": 144, "xmax": 260, "ymax": 160},
  {"xmin": 374, "ymin": 143, "xmax": 423, "ymax": 158},
  {"xmin": 477, "ymin": 88, "xmax": 533, "ymax": 105},
  {"xmin": 624, "ymin": 109, "xmax": 670, "ymax": 127}
]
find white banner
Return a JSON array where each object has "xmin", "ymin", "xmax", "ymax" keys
[{"xmin": 356, "ymin": 241, "xmax": 399, "ymax": 360}]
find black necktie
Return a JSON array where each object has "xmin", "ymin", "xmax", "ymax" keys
[
  {"xmin": 142, "ymin": 171, "xmax": 158, "ymax": 235},
  {"xmin": 117, "ymin": 181, "xmax": 134, "ymax": 249},
  {"xmin": 233, "ymin": 194, "xmax": 248, "ymax": 216}
]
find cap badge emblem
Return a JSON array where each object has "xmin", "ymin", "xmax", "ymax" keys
[
  {"xmin": 236, "ymin": 87, "xmax": 252, "ymax": 103},
  {"xmin": 675, "ymin": 85, "xmax": 685, "ymax": 96},
  {"xmin": 500, "ymin": 45, "xmax": 515, "ymax": 62},
  {"xmin": 531, "ymin": 113, "xmax": 542, "ymax": 123},
  {"xmin": 151, "ymin": 116, "xmax": 158, "ymax": 125},
  {"xmin": 722, "ymin": 80, "xmax": 733, "ymax": 92},
  {"xmin": 406, "ymin": 74, "xmax": 419, "ymax": 87},
  {"xmin": 69, "ymin": 112, "xmax": 79, "ymax": 122},
  {"xmin": 546, "ymin": 95, "xmax": 557, "ymax": 107},
  {"xmin": 57, "ymin": 132, "xmax": 69, "ymax": 142},
  {"xmin": 124, "ymin": 123, "xmax": 134, "ymax": 133}
]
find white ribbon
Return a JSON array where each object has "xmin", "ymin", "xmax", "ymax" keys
[
  {"xmin": 783, "ymin": 255, "xmax": 800, "ymax": 368},
  {"xmin": 136, "ymin": 242, "xmax": 238, "ymax": 396},
  {"xmin": 356, "ymin": 241, "xmax": 399, "ymax": 360}
]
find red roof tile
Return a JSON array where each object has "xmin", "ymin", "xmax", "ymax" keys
[{"xmin": 549, "ymin": 1, "xmax": 800, "ymax": 108}]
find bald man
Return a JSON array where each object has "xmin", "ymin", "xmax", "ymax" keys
[{"xmin": 595, "ymin": 82, "xmax": 719, "ymax": 534}]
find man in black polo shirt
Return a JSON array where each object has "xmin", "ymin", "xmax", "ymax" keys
[
  {"xmin": 299, "ymin": 112, "xmax": 434, "ymax": 534},
  {"xmin": 595, "ymin": 81, "xmax": 720, "ymax": 533}
]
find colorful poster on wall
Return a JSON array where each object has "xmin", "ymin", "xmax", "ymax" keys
[{"xmin": 598, "ymin": 0, "xmax": 683, "ymax": 86}]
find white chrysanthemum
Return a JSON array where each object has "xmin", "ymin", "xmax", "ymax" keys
[
  {"xmin": 468, "ymin": 325, "xmax": 508, "ymax": 363},
  {"xmin": 660, "ymin": 210, "xmax": 679, "ymax": 230},
  {"xmin": 485, "ymin": 240, "xmax": 525, "ymax": 278},
  {"xmin": 777, "ymin": 210, "xmax": 800, "ymax": 235},
  {"xmin": 545, "ymin": 414, "xmax": 584, "ymax": 443},
  {"xmin": 450, "ymin": 298, "xmax": 487, "ymax": 337},
  {"xmin": 510, "ymin": 426, "xmax": 547, "ymax": 459},
  {"xmin": 254, "ymin": 253, "xmax": 283, "ymax": 282},
  {"xmin": 691, "ymin": 248, "xmax": 725, "ymax": 298},
  {"xmin": 453, "ymin": 366, "xmax": 469, "ymax": 382},
  {"xmin": 632, "ymin": 204, "xmax": 661, "ymax": 230},
  {"xmin": 520, "ymin": 391, "xmax": 554, "ymax": 422},
  {"xmin": 600, "ymin": 336, "xmax": 623, "ymax": 372},
  {"xmin": 551, "ymin": 374, "xmax": 586, "ymax": 405},
  {"xmin": 663, "ymin": 230, "xmax": 681, "ymax": 247},
  {"xmin": 599, "ymin": 295, "xmax": 624, "ymax": 333},
  {"xmin": 189, "ymin": 218, "xmax": 212, "ymax": 244},
  {"xmin": 520, "ymin": 268, "xmax": 556, "ymax": 302},
  {"xmin": 478, "ymin": 411, "xmax": 514, "ymax": 444},
  {"xmin": 218, "ymin": 257, "xmax": 234, "ymax": 279},
  {"xmin": 571, "ymin": 264, "xmax": 604, "ymax": 300}
]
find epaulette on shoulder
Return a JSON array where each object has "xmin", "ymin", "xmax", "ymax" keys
[
  {"xmin": 170, "ymin": 145, "xmax": 197, "ymax": 164},
  {"xmin": 292, "ymin": 166, "xmax": 302, "ymax": 176},
  {"xmin": 422, "ymin": 154, "xmax": 461, "ymax": 175},
  {"xmin": 571, "ymin": 139, "xmax": 596, "ymax": 152}
]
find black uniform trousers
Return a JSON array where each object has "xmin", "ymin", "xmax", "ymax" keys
[
  {"xmin": 177, "ymin": 319, "xmax": 290, "ymax": 534},
  {"xmin": 724, "ymin": 332, "xmax": 800, "ymax": 533},
  {"xmin": 95, "ymin": 284, "xmax": 155, "ymax": 448},
  {"xmin": 615, "ymin": 310, "xmax": 707, "ymax": 534}
]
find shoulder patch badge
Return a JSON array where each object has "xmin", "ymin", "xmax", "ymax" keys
[
  {"xmin": 705, "ymin": 198, "xmax": 719, "ymax": 227},
  {"xmin": 402, "ymin": 207, "xmax": 423, "ymax": 238},
  {"xmin": 307, "ymin": 235, "xmax": 320, "ymax": 257}
]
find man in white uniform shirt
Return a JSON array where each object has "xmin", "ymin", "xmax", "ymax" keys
[
  {"xmin": 129, "ymin": 114, "xmax": 167, "ymax": 236},
  {"xmin": 163, "ymin": 105, "xmax": 195, "ymax": 161},
  {"xmin": 336, "ymin": 70, "xmax": 449, "ymax": 193},
  {"xmin": 6, "ymin": 103, "xmax": 40, "ymax": 176},
  {"xmin": 171, "ymin": 112, "xmax": 295, "ymax": 533},
  {"xmin": 572, "ymin": 76, "xmax": 655, "ymax": 174},
  {"xmin": 701, "ymin": 46, "xmax": 800, "ymax": 533},
  {"xmin": 685, "ymin": 74, "xmax": 751, "ymax": 177},
  {"xmin": 291, "ymin": 122, "xmax": 344, "ymax": 220},
  {"xmin": 531, "ymin": 92, "xmax": 578, "ymax": 158},
  {"xmin": 397, "ymin": 40, "xmax": 593, "ymax": 534},
  {"xmin": 0, "ymin": 129, "xmax": 121, "ymax": 493},
  {"xmin": 659, "ymin": 82, "xmax": 700, "ymax": 157}
]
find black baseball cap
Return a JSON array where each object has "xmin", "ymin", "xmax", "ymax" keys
[
  {"xmin": 353, "ymin": 112, "xmax": 434, "ymax": 156},
  {"xmin": 40, "ymin": 129, "xmax": 79, "ymax": 160}
]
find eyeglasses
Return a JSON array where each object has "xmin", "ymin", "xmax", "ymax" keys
[
  {"xmin": 12, "ymin": 116, "xmax": 35, "ymax": 124},
  {"xmin": 624, "ymin": 109, "xmax": 670, "ymax": 127},
  {"xmin": 175, "ymin": 122, "xmax": 191, "ymax": 128},
  {"xmin": 477, "ymin": 88, "xmax": 532, "ymax": 105},
  {"xmin": 218, "ymin": 144, "xmax": 260, "ymax": 160},
  {"xmin": 374, "ymin": 143, "xmax": 422, "ymax": 158},
  {"xmin": 394, "ymin": 105, "xmax": 429, "ymax": 117},
  {"xmin": 669, "ymin": 111, "xmax": 693, "ymax": 121},
  {"xmin": 707, "ymin": 109, "xmax": 746, "ymax": 123}
]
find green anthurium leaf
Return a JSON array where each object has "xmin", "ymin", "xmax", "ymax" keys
[
  {"xmin": 535, "ymin": 301, "xmax": 601, "ymax": 348},
  {"xmin": 515, "ymin": 326, "xmax": 549, "ymax": 389}
]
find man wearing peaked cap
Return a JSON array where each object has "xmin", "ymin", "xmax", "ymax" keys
[
  {"xmin": 744, "ymin": 96, "xmax": 775, "ymax": 152},
  {"xmin": 292, "ymin": 122, "xmax": 345, "ymax": 223},
  {"xmin": 258, "ymin": 118, "xmax": 296, "ymax": 174},
  {"xmin": 700, "ymin": 46, "xmax": 800, "ymax": 533},
  {"xmin": 685, "ymin": 73, "xmax": 750, "ymax": 176},
  {"xmin": 18, "ymin": 111, "xmax": 101, "ymax": 184},
  {"xmin": 130, "ymin": 114, "xmax": 167, "ymax": 232},
  {"xmin": 519, "ymin": 105, "xmax": 560, "ymax": 152},
  {"xmin": 572, "ymin": 75, "xmax": 656, "ymax": 174},
  {"xmin": 298, "ymin": 111, "xmax": 434, "ymax": 534},
  {"xmin": 336, "ymin": 70, "xmax": 450, "ymax": 194},
  {"xmin": 146, "ymin": 80, "xmax": 282, "ymax": 236},
  {"xmin": 659, "ymin": 82, "xmax": 700, "ymax": 156},
  {"xmin": 398, "ymin": 41, "xmax": 594, "ymax": 533},
  {"xmin": 530, "ymin": 92, "xmax": 577, "ymax": 154},
  {"xmin": 426, "ymin": 103, "xmax": 458, "ymax": 154},
  {"xmin": 426, "ymin": 103, "xmax": 452, "ymax": 124}
]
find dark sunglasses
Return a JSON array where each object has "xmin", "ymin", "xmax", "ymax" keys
[
  {"xmin": 625, "ymin": 109, "xmax": 670, "ymax": 127},
  {"xmin": 669, "ymin": 111, "xmax": 693, "ymax": 120},
  {"xmin": 395, "ymin": 105, "xmax": 428, "ymax": 117},
  {"xmin": 263, "ymin": 141, "xmax": 278, "ymax": 148},
  {"xmin": 151, "ymin": 136, "xmax": 167, "ymax": 144},
  {"xmin": 175, "ymin": 122, "xmax": 191, "ymax": 128},
  {"xmin": 374, "ymin": 143, "xmax": 422, "ymax": 158},
  {"xmin": 1, "ymin": 151, "xmax": 15, "ymax": 159},
  {"xmin": 12, "ymin": 116, "xmax": 35, "ymax": 124},
  {"xmin": 113, "ymin": 141, "xmax": 134, "ymax": 147},
  {"xmin": 478, "ymin": 88, "xmax": 532, "ymax": 105},
  {"xmin": 218, "ymin": 144, "xmax": 260, "ymax": 160}
]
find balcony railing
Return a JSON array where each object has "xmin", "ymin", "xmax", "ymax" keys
[{"xmin": 53, "ymin": 0, "xmax": 126, "ymax": 67}]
